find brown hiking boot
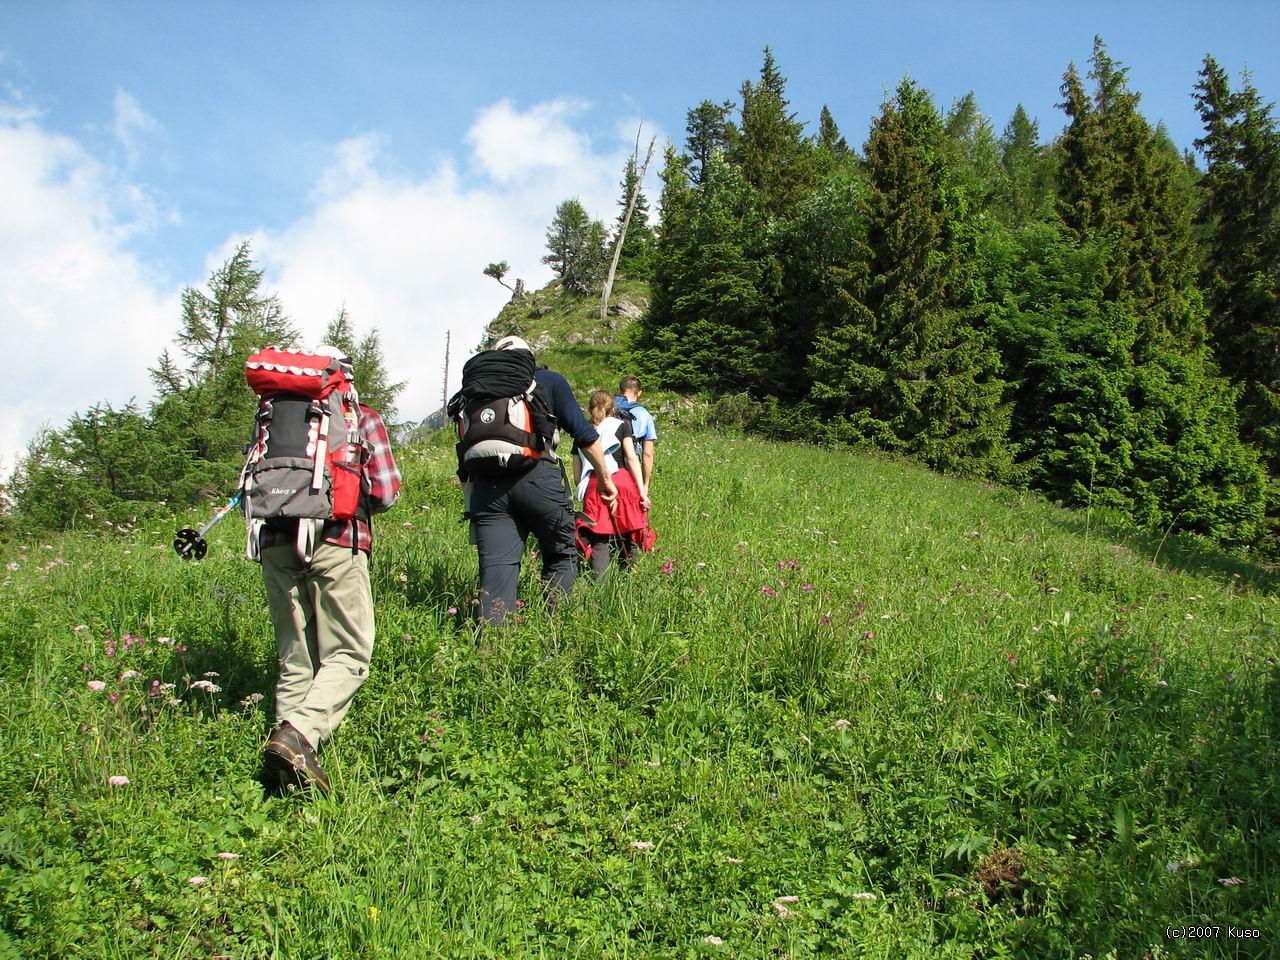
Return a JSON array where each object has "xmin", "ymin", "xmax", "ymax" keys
[{"xmin": 264, "ymin": 722, "xmax": 330, "ymax": 796}]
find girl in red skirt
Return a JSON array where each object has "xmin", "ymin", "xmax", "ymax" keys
[{"xmin": 574, "ymin": 390, "xmax": 653, "ymax": 574}]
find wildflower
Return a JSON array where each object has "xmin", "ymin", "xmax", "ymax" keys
[
  {"xmin": 203, "ymin": 671, "xmax": 220, "ymax": 678},
  {"xmin": 109, "ymin": 692, "xmax": 120, "ymax": 704},
  {"xmin": 772, "ymin": 896, "xmax": 799, "ymax": 917},
  {"xmin": 516, "ymin": 600, "xmax": 525, "ymax": 608},
  {"xmin": 189, "ymin": 680, "xmax": 222, "ymax": 693},
  {"xmin": 1015, "ymin": 682, "xmax": 1029, "ymax": 690},
  {"xmin": 368, "ymin": 906, "xmax": 380, "ymax": 923},
  {"xmin": 448, "ymin": 607, "xmax": 458, "ymax": 615},
  {"xmin": 104, "ymin": 647, "xmax": 116, "ymax": 657},
  {"xmin": 642, "ymin": 759, "xmax": 661, "ymax": 767},
  {"xmin": 175, "ymin": 644, "xmax": 187, "ymax": 652},
  {"xmin": 630, "ymin": 841, "xmax": 655, "ymax": 850},
  {"xmin": 1091, "ymin": 688, "xmax": 1102, "ymax": 697},
  {"xmin": 661, "ymin": 560, "xmax": 675, "ymax": 575},
  {"xmin": 1226, "ymin": 673, "xmax": 1235, "ymax": 683},
  {"xmin": 725, "ymin": 856, "xmax": 744, "ymax": 864},
  {"xmin": 398, "ymin": 573, "xmax": 408, "ymax": 582},
  {"xmin": 469, "ymin": 814, "xmax": 482, "ymax": 825},
  {"xmin": 107, "ymin": 775, "xmax": 129, "ymax": 786},
  {"xmin": 850, "ymin": 892, "xmax": 877, "ymax": 901},
  {"xmin": 1157, "ymin": 679, "xmax": 1169, "ymax": 688},
  {"xmin": 1045, "ymin": 693, "xmax": 1058, "ymax": 703},
  {"xmin": 831, "ymin": 718, "xmax": 851, "ymax": 731},
  {"xmin": 87, "ymin": 680, "xmax": 107, "ymax": 692},
  {"xmin": 819, "ymin": 615, "xmax": 832, "ymax": 627},
  {"xmin": 1185, "ymin": 613, "xmax": 1195, "ymax": 620},
  {"xmin": 188, "ymin": 876, "xmax": 208, "ymax": 886},
  {"xmin": 74, "ymin": 624, "xmax": 89, "ymax": 633},
  {"xmin": 5, "ymin": 563, "xmax": 18, "ymax": 572},
  {"xmin": 119, "ymin": 670, "xmax": 140, "ymax": 681},
  {"xmin": 156, "ymin": 637, "xmax": 174, "ymax": 646},
  {"xmin": 1004, "ymin": 650, "xmax": 1018, "ymax": 665},
  {"xmin": 217, "ymin": 852, "xmax": 240, "ymax": 861},
  {"xmin": 81, "ymin": 664, "xmax": 91, "ymax": 673},
  {"xmin": 704, "ymin": 935, "xmax": 724, "ymax": 946},
  {"xmin": 761, "ymin": 585, "xmax": 777, "ymax": 597},
  {"xmin": 1218, "ymin": 877, "xmax": 1245, "ymax": 886}
]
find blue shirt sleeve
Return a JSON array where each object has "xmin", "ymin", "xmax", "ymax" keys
[
  {"xmin": 537, "ymin": 369, "xmax": 599, "ymax": 447},
  {"xmin": 633, "ymin": 405, "xmax": 657, "ymax": 443}
]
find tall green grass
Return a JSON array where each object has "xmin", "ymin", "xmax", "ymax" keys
[{"xmin": 1, "ymin": 425, "xmax": 1275, "ymax": 958}]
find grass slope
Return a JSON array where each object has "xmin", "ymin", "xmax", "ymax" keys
[{"xmin": 1, "ymin": 420, "xmax": 1276, "ymax": 958}]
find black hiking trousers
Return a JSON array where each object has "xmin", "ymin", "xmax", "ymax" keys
[{"xmin": 470, "ymin": 459, "xmax": 576, "ymax": 624}]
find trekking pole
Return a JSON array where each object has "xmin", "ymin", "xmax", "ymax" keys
[{"xmin": 173, "ymin": 492, "xmax": 242, "ymax": 561}]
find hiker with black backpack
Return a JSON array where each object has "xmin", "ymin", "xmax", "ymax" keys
[
  {"xmin": 449, "ymin": 335, "xmax": 616, "ymax": 625},
  {"xmin": 240, "ymin": 345, "xmax": 401, "ymax": 795}
]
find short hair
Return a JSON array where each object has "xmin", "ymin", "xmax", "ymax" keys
[
  {"xmin": 619, "ymin": 376, "xmax": 642, "ymax": 394},
  {"xmin": 588, "ymin": 389, "xmax": 615, "ymax": 425}
]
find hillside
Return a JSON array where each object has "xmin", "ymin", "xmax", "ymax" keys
[{"xmin": 2, "ymin": 360, "xmax": 1276, "ymax": 956}]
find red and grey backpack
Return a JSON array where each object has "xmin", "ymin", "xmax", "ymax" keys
[
  {"xmin": 239, "ymin": 347, "xmax": 369, "ymax": 562},
  {"xmin": 447, "ymin": 347, "xmax": 558, "ymax": 478}
]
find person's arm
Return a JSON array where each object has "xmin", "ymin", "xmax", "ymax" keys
[
  {"xmin": 622, "ymin": 435, "xmax": 649, "ymax": 509},
  {"xmin": 572, "ymin": 446, "xmax": 583, "ymax": 488},
  {"xmin": 542, "ymin": 371, "xmax": 614, "ymax": 503},
  {"xmin": 640, "ymin": 439, "xmax": 654, "ymax": 488},
  {"xmin": 579, "ymin": 440, "xmax": 616, "ymax": 505},
  {"xmin": 360, "ymin": 408, "xmax": 402, "ymax": 513}
]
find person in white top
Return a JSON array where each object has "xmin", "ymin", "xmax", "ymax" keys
[{"xmin": 573, "ymin": 390, "xmax": 651, "ymax": 574}]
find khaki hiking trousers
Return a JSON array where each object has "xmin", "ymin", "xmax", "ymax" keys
[{"xmin": 260, "ymin": 543, "xmax": 374, "ymax": 751}]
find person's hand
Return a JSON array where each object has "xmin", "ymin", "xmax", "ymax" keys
[
  {"xmin": 599, "ymin": 476, "xmax": 619, "ymax": 511},
  {"xmin": 640, "ymin": 493, "xmax": 651, "ymax": 511}
]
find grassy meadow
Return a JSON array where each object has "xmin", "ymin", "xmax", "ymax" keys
[{"xmin": 1, "ymin": 419, "xmax": 1277, "ymax": 958}]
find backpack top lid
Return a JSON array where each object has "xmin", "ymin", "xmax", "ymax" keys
[
  {"xmin": 246, "ymin": 347, "xmax": 355, "ymax": 400},
  {"xmin": 457, "ymin": 347, "xmax": 537, "ymax": 406}
]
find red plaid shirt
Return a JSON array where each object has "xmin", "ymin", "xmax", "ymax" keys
[{"xmin": 258, "ymin": 404, "xmax": 401, "ymax": 554}]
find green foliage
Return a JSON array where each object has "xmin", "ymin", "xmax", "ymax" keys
[
  {"xmin": 543, "ymin": 198, "xmax": 609, "ymax": 295},
  {"xmin": 807, "ymin": 78, "xmax": 1010, "ymax": 477},
  {"xmin": 728, "ymin": 47, "xmax": 820, "ymax": 220},
  {"xmin": 637, "ymin": 158, "xmax": 780, "ymax": 396},
  {"xmin": 614, "ymin": 154, "xmax": 655, "ymax": 275},
  {"xmin": 684, "ymin": 99, "xmax": 734, "ymax": 186},
  {"xmin": 996, "ymin": 105, "xmax": 1057, "ymax": 227},
  {"xmin": 321, "ymin": 307, "xmax": 407, "ymax": 420}
]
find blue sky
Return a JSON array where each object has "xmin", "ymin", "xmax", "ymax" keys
[{"xmin": 2, "ymin": 0, "xmax": 1278, "ymax": 474}]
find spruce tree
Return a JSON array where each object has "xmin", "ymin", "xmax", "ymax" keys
[
  {"xmin": 729, "ymin": 47, "xmax": 818, "ymax": 219},
  {"xmin": 684, "ymin": 99, "xmax": 734, "ymax": 185},
  {"xmin": 997, "ymin": 105, "xmax": 1056, "ymax": 227},
  {"xmin": 613, "ymin": 154, "xmax": 654, "ymax": 272},
  {"xmin": 542, "ymin": 198, "xmax": 608, "ymax": 295},
  {"xmin": 321, "ymin": 307, "xmax": 406, "ymax": 420},
  {"xmin": 808, "ymin": 78, "xmax": 1009, "ymax": 476},
  {"xmin": 1049, "ymin": 38, "xmax": 1264, "ymax": 541}
]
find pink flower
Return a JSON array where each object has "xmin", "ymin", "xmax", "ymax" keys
[
  {"xmin": 109, "ymin": 692, "xmax": 120, "ymax": 704},
  {"xmin": 630, "ymin": 840, "xmax": 655, "ymax": 850},
  {"xmin": 761, "ymin": 586, "xmax": 778, "ymax": 597},
  {"xmin": 800, "ymin": 583, "xmax": 814, "ymax": 593},
  {"xmin": 1004, "ymin": 650, "xmax": 1018, "ymax": 665},
  {"xmin": 86, "ymin": 680, "xmax": 107, "ymax": 691},
  {"xmin": 819, "ymin": 615, "xmax": 832, "ymax": 626},
  {"xmin": 175, "ymin": 644, "xmax": 187, "ymax": 652},
  {"xmin": 80, "ymin": 664, "xmax": 91, "ymax": 673},
  {"xmin": 661, "ymin": 560, "xmax": 674, "ymax": 575},
  {"xmin": 216, "ymin": 852, "xmax": 240, "ymax": 861},
  {"xmin": 104, "ymin": 647, "xmax": 116, "ymax": 657},
  {"xmin": 107, "ymin": 775, "xmax": 129, "ymax": 786},
  {"xmin": 188, "ymin": 876, "xmax": 208, "ymax": 886},
  {"xmin": 448, "ymin": 607, "xmax": 458, "ymax": 615}
]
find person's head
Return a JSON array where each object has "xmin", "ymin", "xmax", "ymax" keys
[
  {"xmin": 494, "ymin": 335, "xmax": 532, "ymax": 354},
  {"xmin": 619, "ymin": 375, "xmax": 642, "ymax": 400},
  {"xmin": 588, "ymin": 389, "xmax": 615, "ymax": 425}
]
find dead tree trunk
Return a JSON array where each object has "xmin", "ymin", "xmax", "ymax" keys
[{"xmin": 600, "ymin": 133, "xmax": 656, "ymax": 321}]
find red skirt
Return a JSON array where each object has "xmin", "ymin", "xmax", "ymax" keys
[{"xmin": 582, "ymin": 468, "xmax": 647, "ymax": 536}]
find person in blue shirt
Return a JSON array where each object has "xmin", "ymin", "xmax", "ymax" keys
[
  {"xmin": 467, "ymin": 336, "xmax": 616, "ymax": 624},
  {"xmin": 613, "ymin": 376, "xmax": 657, "ymax": 488}
]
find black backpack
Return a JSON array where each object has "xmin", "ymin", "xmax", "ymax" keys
[{"xmin": 447, "ymin": 349, "xmax": 558, "ymax": 478}]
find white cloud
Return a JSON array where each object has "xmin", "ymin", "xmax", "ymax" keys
[
  {"xmin": 1, "ymin": 95, "xmax": 664, "ymax": 480},
  {"xmin": 111, "ymin": 88, "xmax": 160, "ymax": 168},
  {"xmin": 253, "ymin": 102, "xmax": 663, "ymax": 425},
  {"xmin": 0, "ymin": 115, "xmax": 176, "ymax": 479}
]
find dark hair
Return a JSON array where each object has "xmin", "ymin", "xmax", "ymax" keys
[{"xmin": 619, "ymin": 375, "xmax": 642, "ymax": 394}]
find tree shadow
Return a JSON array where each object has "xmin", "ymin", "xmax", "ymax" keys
[{"xmin": 1046, "ymin": 511, "xmax": 1279, "ymax": 594}]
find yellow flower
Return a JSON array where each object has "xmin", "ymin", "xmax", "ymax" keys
[{"xmin": 368, "ymin": 906, "xmax": 380, "ymax": 923}]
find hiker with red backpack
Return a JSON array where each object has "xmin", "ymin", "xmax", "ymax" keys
[
  {"xmin": 449, "ymin": 335, "xmax": 616, "ymax": 624},
  {"xmin": 240, "ymin": 345, "xmax": 401, "ymax": 795}
]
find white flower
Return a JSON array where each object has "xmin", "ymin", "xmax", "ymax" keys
[
  {"xmin": 1219, "ymin": 876, "xmax": 1245, "ymax": 886},
  {"xmin": 188, "ymin": 876, "xmax": 208, "ymax": 886},
  {"xmin": 119, "ymin": 670, "xmax": 140, "ymax": 681},
  {"xmin": 74, "ymin": 624, "xmax": 89, "ymax": 633},
  {"xmin": 107, "ymin": 775, "xmax": 129, "ymax": 786},
  {"xmin": 831, "ymin": 718, "xmax": 851, "ymax": 731},
  {"xmin": 217, "ymin": 852, "xmax": 240, "ymax": 861},
  {"xmin": 642, "ymin": 759, "xmax": 661, "ymax": 767},
  {"xmin": 725, "ymin": 856, "xmax": 744, "ymax": 864},
  {"xmin": 850, "ymin": 891, "xmax": 877, "ymax": 901},
  {"xmin": 630, "ymin": 841, "xmax": 655, "ymax": 850},
  {"xmin": 202, "ymin": 671, "xmax": 220, "ymax": 678},
  {"xmin": 704, "ymin": 935, "xmax": 724, "ymax": 946},
  {"xmin": 1091, "ymin": 688, "xmax": 1103, "ymax": 696},
  {"xmin": 1045, "ymin": 693, "xmax": 1058, "ymax": 703}
]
